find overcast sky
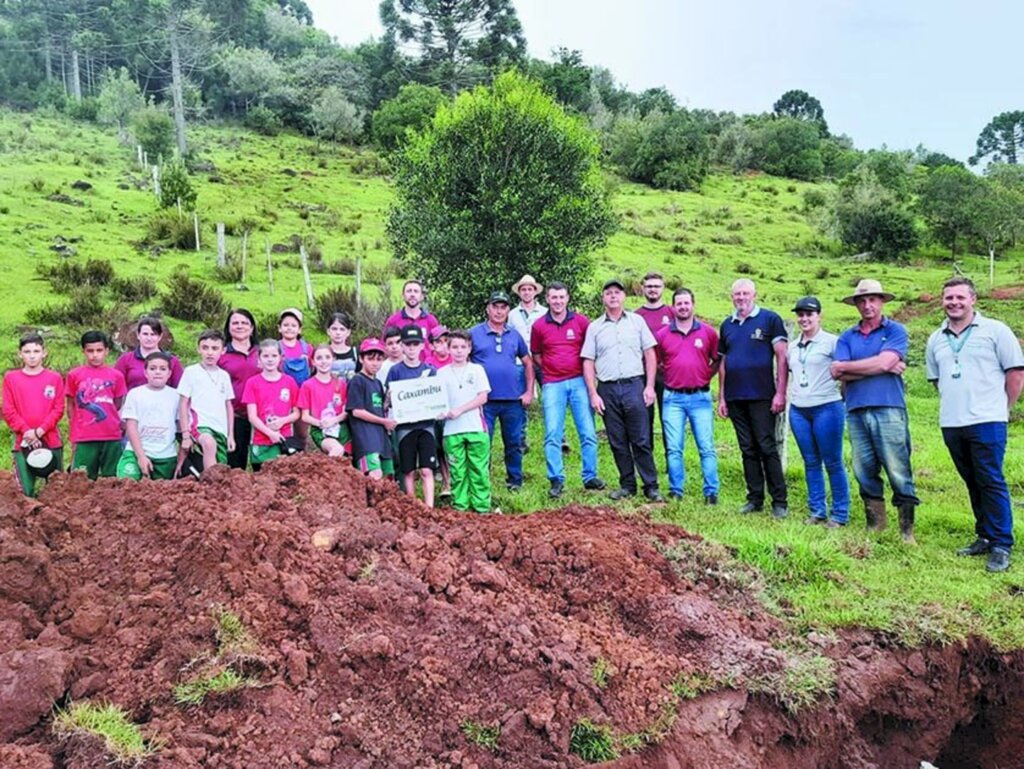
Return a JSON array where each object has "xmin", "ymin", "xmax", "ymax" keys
[{"xmin": 305, "ymin": 0, "xmax": 1021, "ymax": 161}]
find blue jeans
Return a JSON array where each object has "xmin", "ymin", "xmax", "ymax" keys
[
  {"xmin": 541, "ymin": 376, "xmax": 599, "ymax": 484},
  {"xmin": 790, "ymin": 401, "xmax": 850, "ymax": 522},
  {"xmin": 846, "ymin": 407, "xmax": 919, "ymax": 507},
  {"xmin": 943, "ymin": 422, "xmax": 1013, "ymax": 550},
  {"xmin": 483, "ymin": 399, "xmax": 525, "ymax": 486},
  {"xmin": 662, "ymin": 389, "xmax": 718, "ymax": 496}
]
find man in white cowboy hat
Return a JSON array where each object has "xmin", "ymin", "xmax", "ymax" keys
[
  {"xmin": 509, "ymin": 274, "xmax": 546, "ymax": 452},
  {"xmin": 831, "ymin": 279, "xmax": 919, "ymax": 543}
]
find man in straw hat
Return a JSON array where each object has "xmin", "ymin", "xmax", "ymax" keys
[
  {"xmin": 509, "ymin": 275, "xmax": 546, "ymax": 453},
  {"xmin": 831, "ymin": 279, "xmax": 919, "ymax": 543}
]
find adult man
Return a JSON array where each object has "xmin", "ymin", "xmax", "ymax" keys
[
  {"xmin": 582, "ymin": 279, "xmax": 663, "ymax": 502},
  {"xmin": 925, "ymin": 278, "xmax": 1024, "ymax": 572},
  {"xmin": 635, "ymin": 272, "xmax": 674, "ymax": 450},
  {"xmin": 717, "ymin": 278, "xmax": 788, "ymax": 518},
  {"xmin": 470, "ymin": 291, "xmax": 535, "ymax": 491},
  {"xmin": 831, "ymin": 279, "xmax": 918, "ymax": 543},
  {"xmin": 656, "ymin": 288, "xmax": 720, "ymax": 504},
  {"xmin": 508, "ymin": 274, "xmax": 546, "ymax": 452},
  {"xmin": 531, "ymin": 281, "xmax": 605, "ymax": 498},
  {"xmin": 384, "ymin": 280, "xmax": 440, "ymax": 360}
]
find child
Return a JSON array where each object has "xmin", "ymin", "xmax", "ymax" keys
[
  {"xmin": 298, "ymin": 345, "xmax": 350, "ymax": 458},
  {"xmin": 177, "ymin": 329, "xmax": 235, "ymax": 471},
  {"xmin": 385, "ymin": 325, "xmax": 438, "ymax": 507},
  {"xmin": 437, "ymin": 330, "xmax": 492, "ymax": 513},
  {"xmin": 347, "ymin": 338, "xmax": 397, "ymax": 480},
  {"xmin": 426, "ymin": 325, "xmax": 453, "ymax": 502},
  {"xmin": 2, "ymin": 333, "xmax": 65, "ymax": 496},
  {"xmin": 117, "ymin": 352, "xmax": 181, "ymax": 480},
  {"xmin": 377, "ymin": 325, "xmax": 404, "ymax": 384},
  {"xmin": 277, "ymin": 308, "xmax": 314, "ymax": 387},
  {"xmin": 242, "ymin": 339, "xmax": 300, "ymax": 469},
  {"xmin": 66, "ymin": 330, "xmax": 128, "ymax": 480},
  {"xmin": 326, "ymin": 312, "xmax": 359, "ymax": 379},
  {"xmin": 426, "ymin": 326, "xmax": 453, "ymax": 369}
]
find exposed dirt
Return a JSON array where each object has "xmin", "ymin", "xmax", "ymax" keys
[{"xmin": 1, "ymin": 455, "xmax": 1022, "ymax": 768}]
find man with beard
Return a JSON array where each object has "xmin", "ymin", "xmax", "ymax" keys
[
  {"xmin": 635, "ymin": 272, "xmax": 674, "ymax": 454},
  {"xmin": 384, "ymin": 280, "xmax": 439, "ymax": 360}
]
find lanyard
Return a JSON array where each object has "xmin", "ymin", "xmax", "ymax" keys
[
  {"xmin": 945, "ymin": 325, "xmax": 974, "ymax": 378},
  {"xmin": 796, "ymin": 339, "xmax": 813, "ymax": 386}
]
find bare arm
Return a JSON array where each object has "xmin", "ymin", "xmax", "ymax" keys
[
  {"xmin": 1007, "ymin": 369, "xmax": 1024, "ymax": 411},
  {"xmin": 446, "ymin": 391, "xmax": 489, "ymax": 420},
  {"xmin": 178, "ymin": 396, "xmax": 194, "ymax": 450},
  {"xmin": 521, "ymin": 355, "xmax": 535, "ymax": 406},
  {"xmin": 831, "ymin": 351, "xmax": 903, "ymax": 382},
  {"xmin": 642, "ymin": 347, "xmax": 657, "ymax": 406},
  {"xmin": 771, "ymin": 341, "xmax": 788, "ymax": 414},
  {"xmin": 352, "ymin": 408, "xmax": 398, "ymax": 432},
  {"xmin": 125, "ymin": 419, "xmax": 152, "ymax": 476},
  {"xmin": 247, "ymin": 402, "xmax": 281, "ymax": 442},
  {"xmin": 717, "ymin": 357, "xmax": 728, "ymax": 418},
  {"xmin": 582, "ymin": 359, "xmax": 604, "ymax": 415}
]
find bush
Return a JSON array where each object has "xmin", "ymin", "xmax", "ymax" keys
[
  {"xmin": 328, "ymin": 257, "xmax": 357, "ymax": 275},
  {"xmin": 110, "ymin": 275, "xmax": 158, "ymax": 303},
  {"xmin": 65, "ymin": 97, "xmax": 100, "ymax": 122},
  {"xmin": 26, "ymin": 285, "xmax": 105, "ymax": 326},
  {"xmin": 245, "ymin": 105, "xmax": 282, "ymax": 136},
  {"xmin": 131, "ymin": 107, "xmax": 175, "ymax": 162},
  {"xmin": 160, "ymin": 267, "xmax": 227, "ymax": 323},
  {"xmin": 159, "ymin": 159, "xmax": 197, "ymax": 211},
  {"xmin": 146, "ymin": 212, "xmax": 197, "ymax": 250},
  {"xmin": 214, "ymin": 259, "xmax": 244, "ymax": 284},
  {"xmin": 38, "ymin": 260, "xmax": 116, "ymax": 293},
  {"xmin": 371, "ymin": 83, "xmax": 447, "ymax": 152},
  {"xmin": 627, "ymin": 109, "xmax": 710, "ymax": 191},
  {"xmin": 803, "ymin": 189, "xmax": 828, "ymax": 210},
  {"xmin": 313, "ymin": 283, "xmax": 393, "ymax": 335}
]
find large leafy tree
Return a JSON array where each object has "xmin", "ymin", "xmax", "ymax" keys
[
  {"xmin": 831, "ymin": 167, "xmax": 918, "ymax": 261},
  {"xmin": 773, "ymin": 89, "xmax": 828, "ymax": 136},
  {"xmin": 371, "ymin": 83, "xmax": 446, "ymax": 151},
  {"xmin": 748, "ymin": 117, "xmax": 823, "ymax": 181},
  {"xmin": 387, "ymin": 71, "xmax": 616, "ymax": 325},
  {"xmin": 969, "ymin": 111, "xmax": 1024, "ymax": 166},
  {"xmin": 918, "ymin": 165, "xmax": 985, "ymax": 256}
]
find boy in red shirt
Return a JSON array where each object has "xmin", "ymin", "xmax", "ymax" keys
[
  {"xmin": 65, "ymin": 330, "xmax": 127, "ymax": 480},
  {"xmin": 2, "ymin": 333, "xmax": 65, "ymax": 496}
]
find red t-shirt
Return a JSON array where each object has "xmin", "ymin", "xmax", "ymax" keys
[
  {"xmin": 241, "ymin": 373, "xmax": 299, "ymax": 445},
  {"xmin": 297, "ymin": 376, "xmax": 348, "ymax": 419},
  {"xmin": 530, "ymin": 311, "xmax": 589, "ymax": 383},
  {"xmin": 2, "ymin": 368, "xmax": 65, "ymax": 448},
  {"xmin": 66, "ymin": 365, "xmax": 128, "ymax": 443},
  {"xmin": 425, "ymin": 352, "xmax": 452, "ymax": 369},
  {"xmin": 655, "ymin": 320, "xmax": 720, "ymax": 390}
]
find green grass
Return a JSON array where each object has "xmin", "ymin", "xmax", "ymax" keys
[
  {"xmin": 52, "ymin": 701, "xmax": 160, "ymax": 764},
  {"xmin": 172, "ymin": 667, "xmax": 259, "ymax": 708},
  {"xmin": 591, "ymin": 657, "xmax": 612, "ymax": 689},
  {"xmin": 569, "ymin": 719, "xmax": 618, "ymax": 763},
  {"xmin": 173, "ymin": 606, "xmax": 264, "ymax": 707},
  {"xmin": 459, "ymin": 719, "xmax": 501, "ymax": 751}
]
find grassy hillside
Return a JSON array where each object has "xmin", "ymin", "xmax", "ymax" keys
[{"xmin": 2, "ymin": 109, "xmax": 1024, "ymax": 648}]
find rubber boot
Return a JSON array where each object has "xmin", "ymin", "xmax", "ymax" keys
[
  {"xmin": 898, "ymin": 504, "xmax": 916, "ymax": 545},
  {"xmin": 864, "ymin": 498, "xmax": 888, "ymax": 532}
]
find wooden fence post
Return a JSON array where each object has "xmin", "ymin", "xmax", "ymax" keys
[
  {"xmin": 299, "ymin": 245, "xmax": 315, "ymax": 310},
  {"xmin": 216, "ymin": 223, "xmax": 226, "ymax": 268},
  {"xmin": 265, "ymin": 238, "xmax": 274, "ymax": 295},
  {"xmin": 193, "ymin": 212, "xmax": 200, "ymax": 252}
]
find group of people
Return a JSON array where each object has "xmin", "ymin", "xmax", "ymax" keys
[{"xmin": 3, "ymin": 273, "xmax": 1021, "ymax": 572}]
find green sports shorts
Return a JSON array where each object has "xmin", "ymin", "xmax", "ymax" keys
[
  {"xmin": 116, "ymin": 449, "xmax": 177, "ymax": 481},
  {"xmin": 70, "ymin": 440, "xmax": 122, "ymax": 480},
  {"xmin": 197, "ymin": 427, "xmax": 229, "ymax": 464},
  {"xmin": 12, "ymin": 447, "xmax": 63, "ymax": 498},
  {"xmin": 310, "ymin": 423, "xmax": 352, "ymax": 453}
]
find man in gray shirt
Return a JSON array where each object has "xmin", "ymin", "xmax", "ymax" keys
[
  {"xmin": 925, "ymin": 277, "xmax": 1024, "ymax": 572},
  {"xmin": 582, "ymin": 279, "xmax": 663, "ymax": 502}
]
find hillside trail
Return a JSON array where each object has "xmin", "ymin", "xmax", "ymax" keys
[{"xmin": 1, "ymin": 455, "xmax": 1022, "ymax": 768}]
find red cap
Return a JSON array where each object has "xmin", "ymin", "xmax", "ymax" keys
[{"xmin": 359, "ymin": 337, "xmax": 386, "ymax": 354}]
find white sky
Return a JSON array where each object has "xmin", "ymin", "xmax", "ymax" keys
[{"xmin": 305, "ymin": 0, "xmax": 1023, "ymax": 161}]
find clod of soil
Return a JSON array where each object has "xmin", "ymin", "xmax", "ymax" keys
[{"xmin": 1, "ymin": 456, "xmax": 1022, "ymax": 768}]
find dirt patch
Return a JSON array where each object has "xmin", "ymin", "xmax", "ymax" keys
[
  {"xmin": 1, "ymin": 456, "xmax": 1022, "ymax": 768},
  {"xmin": 990, "ymin": 285, "xmax": 1024, "ymax": 300}
]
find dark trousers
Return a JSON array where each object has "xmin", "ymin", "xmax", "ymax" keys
[
  {"xmin": 943, "ymin": 422, "xmax": 1014, "ymax": 550},
  {"xmin": 646, "ymin": 373, "xmax": 668, "ymax": 458},
  {"xmin": 728, "ymin": 398, "xmax": 787, "ymax": 506},
  {"xmin": 598, "ymin": 377, "xmax": 659, "ymax": 493},
  {"xmin": 227, "ymin": 414, "xmax": 251, "ymax": 470}
]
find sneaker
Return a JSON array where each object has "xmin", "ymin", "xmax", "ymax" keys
[
  {"xmin": 561, "ymin": 441, "xmax": 571, "ymax": 454},
  {"xmin": 771, "ymin": 504, "xmax": 789, "ymax": 520},
  {"xmin": 804, "ymin": 516, "xmax": 827, "ymax": 526},
  {"xmin": 704, "ymin": 494, "xmax": 718, "ymax": 506},
  {"xmin": 738, "ymin": 502, "xmax": 763, "ymax": 514},
  {"xmin": 609, "ymin": 488, "xmax": 635, "ymax": 501},
  {"xmin": 956, "ymin": 538, "xmax": 992, "ymax": 557},
  {"xmin": 506, "ymin": 483, "xmax": 522, "ymax": 493},
  {"xmin": 549, "ymin": 481, "xmax": 564, "ymax": 499},
  {"xmin": 824, "ymin": 520, "xmax": 847, "ymax": 530},
  {"xmin": 438, "ymin": 491, "xmax": 453, "ymax": 505},
  {"xmin": 584, "ymin": 478, "xmax": 607, "ymax": 491},
  {"xmin": 669, "ymin": 491, "xmax": 683, "ymax": 501},
  {"xmin": 986, "ymin": 547, "xmax": 1011, "ymax": 573},
  {"xmin": 644, "ymin": 489, "xmax": 665, "ymax": 503}
]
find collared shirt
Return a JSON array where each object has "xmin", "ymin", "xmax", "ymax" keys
[
  {"xmin": 383, "ymin": 308, "xmax": 440, "ymax": 362},
  {"xmin": 835, "ymin": 316, "xmax": 908, "ymax": 411},
  {"xmin": 655, "ymin": 319, "xmax": 719, "ymax": 390},
  {"xmin": 718, "ymin": 305, "xmax": 787, "ymax": 401},
  {"xmin": 509, "ymin": 302, "xmax": 546, "ymax": 349},
  {"xmin": 219, "ymin": 342, "xmax": 260, "ymax": 416},
  {"xmin": 469, "ymin": 323, "xmax": 529, "ymax": 400},
  {"xmin": 787, "ymin": 330, "xmax": 841, "ymax": 409},
  {"xmin": 926, "ymin": 311, "xmax": 1024, "ymax": 427},
  {"xmin": 530, "ymin": 310, "xmax": 590, "ymax": 383},
  {"xmin": 580, "ymin": 310, "xmax": 656, "ymax": 383},
  {"xmin": 115, "ymin": 347, "xmax": 184, "ymax": 390},
  {"xmin": 635, "ymin": 304, "xmax": 675, "ymax": 336}
]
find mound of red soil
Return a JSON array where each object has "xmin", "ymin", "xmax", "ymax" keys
[{"xmin": 2, "ymin": 455, "xmax": 1022, "ymax": 768}]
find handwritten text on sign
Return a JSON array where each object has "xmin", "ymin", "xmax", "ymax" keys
[{"xmin": 389, "ymin": 378, "xmax": 448, "ymax": 424}]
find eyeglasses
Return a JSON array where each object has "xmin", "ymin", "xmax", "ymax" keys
[{"xmin": 495, "ymin": 337, "xmax": 503, "ymax": 353}]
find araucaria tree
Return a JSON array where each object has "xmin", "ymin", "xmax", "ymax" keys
[
  {"xmin": 387, "ymin": 71, "xmax": 616, "ymax": 326},
  {"xmin": 969, "ymin": 111, "xmax": 1024, "ymax": 166}
]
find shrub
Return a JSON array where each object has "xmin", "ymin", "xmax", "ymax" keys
[
  {"xmin": 38, "ymin": 260, "xmax": 116, "ymax": 293},
  {"xmin": 131, "ymin": 107, "xmax": 175, "ymax": 162},
  {"xmin": 313, "ymin": 283, "xmax": 393, "ymax": 334},
  {"xmin": 159, "ymin": 159, "xmax": 197, "ymax": 211},
  {"xmin": 160, "ymin": 268, "xmax": 227, "ymax": 323},
  {"xmin": 146, "ymin": 212, "xmax": 197, "ymax": 250},
  {"xmin": 803, "ymin": 189, "xmax": 828, "ymax": 210},
  {"xmin": 245, "ymin": 105, "xmax": 282, "ymax": 136},
  {"xmin": 65, "ymin": 97, "xmax": 100, "ymax": 122},
  {"xmin": 372, "ymin": 83, "xmax": 447, "ymax": 152},
  {"xmin": 26, "ymin": 285, "xmax": 106, "ymax": 326},
  {"xmin": 328, "ymin": 257, "xmax": 357, "ymax": 275},
  {"xmin": 214, "ymin": 259, "xmax": 244, "ymax": 284},
  {"xmin": 110, "ymin": 275, "xmax": 158, "ymax": 303}
]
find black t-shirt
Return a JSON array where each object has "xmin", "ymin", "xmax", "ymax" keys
[{"xmin": 346, "ymin": 373, "xmax": 392, "ymax": 459}]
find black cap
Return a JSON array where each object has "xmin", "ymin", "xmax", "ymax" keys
[
  {"xmin": 792, "ymin": 296, "xmax": 822, "ymax": 313},
  {"xmin": 487, "ymin": 291, "xmax": 511, "ymax": 305},
  {"xmin": 400, "ymin": 325, "xmax": 425, "ymax": 344},
  {"xmin": 602, "ymin": 278, "xmax": 626, "ymax": 292}
]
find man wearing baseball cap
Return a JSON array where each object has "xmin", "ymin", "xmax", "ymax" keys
[
  {"xmin": 831, "ymin": 279, "xmax": 919, "ymax": 543},
  {"xmin": 470, "ymin": 291, "xmax": 535, "ymax": 491}
]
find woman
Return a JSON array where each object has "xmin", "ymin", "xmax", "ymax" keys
[
  {"xmin": 115, "ymin": 316, "xmax": 184, "ymax": 390},
  {"xmin": 786, "ymin": 296, "xmax": 850, "ymax": 527},
  {"xmin": 218, "ymin": 308, "xmax": 261, "ymax": 469}
]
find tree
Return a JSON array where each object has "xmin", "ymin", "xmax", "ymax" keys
[
  {"xmin": 748, "ymin": 117, "xmax": 823, "ymax": 181},
  {"xmin": 970, "ymin": 180, "xmax": 1017, "ymax": 284},
  {"xmin": 371, "ymin": 83, "xmax": 446, "ymax": 151},
  {"xmin": 917, "ymin": 165, "xmax": 984, "ymax": 257},
  {"xmin": 627, "ymin": 109, "xmax": 710, "ymax": 191},
  {"xmin": 387, "ymin": 71, "xmax": 616, "ymax": 326},
  {"xmin": 527, "ymin": 48, "xmax": 591, "ymax": 113},
  {"xmin": 97, "ymin": 67, "xmax": 145, "ymax": 140},
  {"xmin": 131, "ymin": 106, "xmax": 175, "ymax": 161},
  {"xmin": 159, "ymin": 158, "xmax": 197, "ymax": 210},
  {"xmin": 311, "ymin": 86, "xmax": 365, "ymax": 144},
  {"xmin": 831, "ymin": 168, "xmax": 918, "ymax": 261},
  {"xmin": 773, "ymin": 89, "xmax": 828, "ymax": 136},
  {"xmin": 380, "ymin": 0, "xmax": 526, "ymax": 95},
  {"xmin": 635, "ymin": 87, "xmax": 676, "ymax": 118},
  {"xmin": 969, "ymin": 111, "xmax": 1024, "ymax": 166},
  {"xmin": 220, "ymin": 46, "xmax": 285, "ymax": 111}
]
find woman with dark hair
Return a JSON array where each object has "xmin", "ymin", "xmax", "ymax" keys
[
  {"xmin": 115, "ymin": 315, "xmax": 184, "ymax": 390},
  {"xmin": 218, "ymin": 308, "xmax": 260, "ymax": 469}
]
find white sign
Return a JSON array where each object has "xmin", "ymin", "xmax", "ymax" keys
[{"xmin": 388, "ymin": 378, "xmax": 448, "ymax": 424}]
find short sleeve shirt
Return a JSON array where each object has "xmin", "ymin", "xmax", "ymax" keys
[
  {"xmin": 469, "ymin": 323, "xmax": 529, "ymax": 400},
  {"xmin": 718, "ymin": 306, "xmax": 787, "ymax": 402},
  {"xmin": 241, "ymin": 374, "xmax": 300, "ymax": 445},
  {"xmin": 530, "ymin": 311, "xmax": 589, "ymax": 383},
  {"xmin": 835, "ymin": 317, "xmax": 908, "ymax": 411},
  {"xmin": 177, "ymin": 364, "xmax": 233, "ymax": 435},
  {"xmin": 925, "ymin": 311, "xmax": 1024, "ymax": 427},
  {"xmin": 509, "ymin": 303, "xmax": 546, "ymax": 350},
  {"xmin": 787, "ymin": 330, "xmax": 842, "ymax": 409},
  {"xmin": 655, "ymin": 320, "xmax": 720, "ymax": 390},
  {"xmin": 580, "ymin": 311, "xmax": 656, "ymax": 382},
  {"xmin": 437, "ymin": 363, "xmax": 491, "ymax": 436},
  {"xmin": 346, "ymin": 373, "xmax": 393, "ymax": 460},
  {"xmin": 218, "ymin": 344, "xmax": 260, "ymax": 416},
  {"xmin": 385, "ymin": 361, "xmax": 438, "ymax": 436},
  {"xmin": 115, "ymin": 349, "xmax": 184, "ymax": 390},
  {"xmin": 297, "ymin": 376, "xmax": 348, "ymax": 423},
  {"xmin": 121, "ymin": 385, "xmax": 180, "ymax": 459},
  {"xmin": 66, "ymin": 364, "xmax": 128, "ymax": 443}
]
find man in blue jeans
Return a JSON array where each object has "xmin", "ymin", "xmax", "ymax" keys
[
  {"xmin": 831, "ymin": 279, "xmax": 919, "ymax": 543},
  {"xmin": 655, "ymin": 288, "xmax": 721, "ymax": 503},
  {"xmin": 531, "ymin": 282, "xmax": 606, "ymax": 498},
  {"xmin": 926, "ymin": 277, "xmax": 1024, "ymax": 572},
  {"xmin": 470, "ymin": 291, "xmax": 534, "ymax": 491}
]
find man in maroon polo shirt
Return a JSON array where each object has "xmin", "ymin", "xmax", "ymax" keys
[
  {"xmin": 384, "ymin": 280, "xmax": 439, "ymax": 361},
  {"xmin": 531, "ymin": 281, "xmax": 605, "ymax": 498},
  {"xmin": 635, "ymin": 271, "xmax": 674, "ymax": 456},
  {"xmin": 655, "ymin": 287, "xmax": 721, "ymax": 503}
]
